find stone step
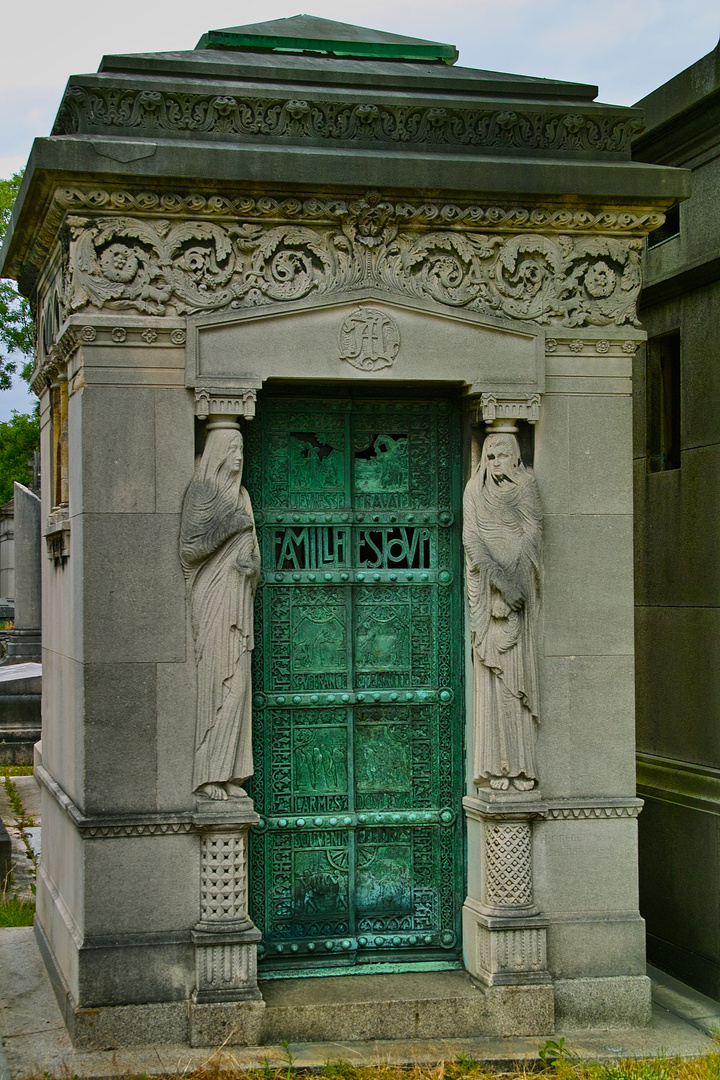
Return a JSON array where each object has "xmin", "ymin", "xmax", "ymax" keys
[{"xmin": 257, "ymin": 970, "xmax": 553, "ymax": 1043}]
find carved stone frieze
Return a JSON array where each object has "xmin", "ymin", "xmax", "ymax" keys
[
  {"xmin": 64, "ymin": 214, "xmax": 643, "ymax": 328},
  {"xmin": 54, "ymin": 85, "xmax": 645, "ymax": 155},
  {"xmin": 12, "ymin": 185, "xmax": 665, "ymax": 304}
]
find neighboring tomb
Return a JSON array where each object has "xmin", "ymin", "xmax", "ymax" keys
[
  {"xmin": 0, "ymin": 483, "xmax": 42, "ymax": 763},
  {"xmin": 3, "ymin": 483, "xmax": 41, "ymax": 664},
  {"xmin": 632, "ymin": 38, "xmax": 720, "ymax": 999},
  {"xmin": 0, "ymin": 496, "xmax": 15, "ymax": 604},
  {"xmin": 0, "ymin": 15, "xmax": 687, "ymax": 1047}
]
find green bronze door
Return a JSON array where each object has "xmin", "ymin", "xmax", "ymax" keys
[{"xmin": 246, "ymin": 390, "xmax": 464, "ymax": 975}]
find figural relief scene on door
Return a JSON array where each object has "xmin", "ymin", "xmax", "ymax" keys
[{"xmin": 243, "ymin": 392, "xmax": 464, "ymax": 974}]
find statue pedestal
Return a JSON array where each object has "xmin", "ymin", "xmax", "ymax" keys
[
  {"xmin": 189, "ymin": 798, "xmax": 266, "ymax": 1046},
  {"xmin": 463, "ymin": 792, "xmax": 551, "ymax": 995}
]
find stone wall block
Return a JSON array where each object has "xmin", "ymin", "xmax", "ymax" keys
[
  {"xmin": 83, "ymin": 663, "xmax": 158, "ymax": 815},
  {"xmin": 538, "ymin": 655, "xmax": 636, "ymax": 797},
  {"xmin": 79, "ymin": 386, "xmax": 156, "ymax": 514},
  {"xmin": 543, "ymin": 514, "xmax": 634, "ymax": 657},
  {"xmin": 82, "ymin": 513, "xmax": 185, "ymax": 664}
]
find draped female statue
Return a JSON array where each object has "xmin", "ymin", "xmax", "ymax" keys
[
  {"xmin": 463, "ymin": 430, "xmax": 542, "ymax": 791},
  {"xmin": 180, "ymin": 424, "xmax": 260, "ymax": 800}
]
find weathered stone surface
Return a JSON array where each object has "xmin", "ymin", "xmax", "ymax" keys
[{"xmin": 554, "ymin": 975, "xmax": 652, "ymax": 1029}]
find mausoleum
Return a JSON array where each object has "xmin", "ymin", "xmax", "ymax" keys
[{"xmin": 0, "ymin": 16, "xmax": 688, "ymax": 1048}]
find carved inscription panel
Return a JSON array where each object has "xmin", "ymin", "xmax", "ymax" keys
[{"xmin": 246, "ymin": 393, "xmax": 464, "ymax": 972}]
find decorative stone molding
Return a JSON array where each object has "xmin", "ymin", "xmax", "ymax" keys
[
  {"xmin": 53, "ymin": 86, "xmax": 645, "ymax": 156},
  {"xmin": 35, "ymin": 764, "xmax": 195, "ymax": 837},
  {"xmin": 31, "ymin": 321, "xmax": 189, "ymax": 393},
  {"xmin": 470, "ymin": 394, "xmax": 541, "ymax": 425},
  {"xmin": 63, "ymin": 214, "xmax": 643, "ymax": 328},
  {"xmin": 545, "ymin": 799, "xmax": 643, "ymax": 820},
  {"xmin": 194, "ymin": 385, "xmax": 260, "ymax": 421},
  {"xmin": 53, "ymin": 187, "xmax": 666, "ymax": 235},
  {"xmin": 44, "ymin": 507, "xmax": 70, "ymax": 567},
  {"xmin": 31, "ymin": 326, "xmax": 81, "ymax": 395},
  {"xmin": 545, "ymin": 336, "xmax": 642, "ymax": 356},
  {"xmin": 12, "ymin": 185, "xmax": 665, "ymax": 304}
]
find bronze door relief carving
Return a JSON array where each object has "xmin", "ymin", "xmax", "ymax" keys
[{"xmin": 246, "ymin": 391, "xmax": 464, "ymax": 974}]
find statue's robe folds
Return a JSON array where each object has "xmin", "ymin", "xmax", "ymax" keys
[
  {"xmin": 180, "ymin": 482, "xmax": 259, "ymax": 792},
  {"xmin": 463, "ymin": 464, "xmax": 541, "ymax": 784}
]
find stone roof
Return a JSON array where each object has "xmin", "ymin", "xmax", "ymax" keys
[
  {"xmin": 194, "ymin": 15, "xmax": 459, "ymax": 63},
  {"xmin": 0, "ymin": 16, "xmax": 691, "ymax": 291}
]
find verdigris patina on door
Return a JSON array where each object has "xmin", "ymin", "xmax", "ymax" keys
[{"xmin": 246, "ymin": 391, "xmax": 464, "ymax": 974}]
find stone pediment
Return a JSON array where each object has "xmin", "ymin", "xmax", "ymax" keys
[{"xmin": 186, "ymin": 291, "xmax": 544, "ymax": 397}]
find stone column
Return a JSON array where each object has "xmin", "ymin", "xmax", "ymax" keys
[
  {"xmin": 186, "ymin": 389, "xmax": 265, "ymax": 1048},
  {"xmin": 461, "ymin": 397, "xmax": 553, "ymax": 1033},
  {"xmin": 3, "ymin": 482, "xmax": 41, "ymax": 663}
]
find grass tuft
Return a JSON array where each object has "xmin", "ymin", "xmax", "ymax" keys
[{"xmin": 0, "ymin": 892, "xmax": 34, "ymax": 926}]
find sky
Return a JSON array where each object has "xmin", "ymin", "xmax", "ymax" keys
[{"xmin": 0, "ymin": 0, "xmax": 717, "ymax": 418}]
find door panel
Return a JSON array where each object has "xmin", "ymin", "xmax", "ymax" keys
[{"xmin": 246, "ymin": 391, "xmax": 464, "ymax": 974}]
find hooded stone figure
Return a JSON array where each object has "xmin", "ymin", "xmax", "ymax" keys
[
  {"xmin": 180, "ymin": 424, "xmax": 261, "ymax": 800},
  {"xmin": 463, "ymin": 430, "xmax": 542, "ymax": 790}
]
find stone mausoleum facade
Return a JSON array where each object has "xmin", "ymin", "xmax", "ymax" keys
[{"xmin": 0, "ymin": 17, "xmax": 686, "ymax": 1047}]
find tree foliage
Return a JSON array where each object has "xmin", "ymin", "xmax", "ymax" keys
[
  {"xmin": 0, "ymin": 408, "xmax": 40, "ymax": 505},
  {"xmin": 0, "ymin": 173, "xmax": 34, "ymax": 389}
]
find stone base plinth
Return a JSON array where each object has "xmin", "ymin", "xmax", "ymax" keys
[
  {"xmin": 72, "ymin": 1001, "xmax": 189, "ymax": 1050},
  {"xmin": 554, "ymin": 975, "xmax": 652, "ymax": 1029},
  {"xmin": 51, "ymin": 966, "xmax": 555, "ymax": 1048},
  {"xmin": 463, "ymin": 900, "xmax": 550, "ymax": 988},
  {"xmin": 3, "ymin": 627, "xmax": 41, "ymax": 664},
  {"xmin": 189, "ymin": 998, "xmax": 266, "ymax": 1047}
]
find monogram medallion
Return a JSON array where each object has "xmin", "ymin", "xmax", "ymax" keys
[{"xmin": 338, "ymin": 307, "xmax": 400, "ymax": 372}]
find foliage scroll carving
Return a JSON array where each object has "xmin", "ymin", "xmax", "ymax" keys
[
  {"xmin": 54, "ymin": 86, "xmax": 644, "ymax": 155},
  {"xmin": 65, "ymin": 214, "xmax": 643, "ymax": 327}
]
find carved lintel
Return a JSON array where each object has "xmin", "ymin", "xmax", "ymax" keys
[
  {"xmin": 194, "ymin": 385, "xmax": 261, "ymax": 421},
  {"xmin": 471, "ymin": 393, "xmax": 542, "ymax": 426}
]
